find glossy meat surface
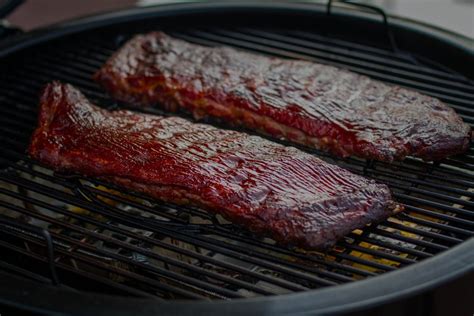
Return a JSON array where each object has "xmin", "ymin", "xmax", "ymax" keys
[
  {"xmin": 95, "ymin": 32, "xmax": 471, "ymax": 162},
  {"xmin": 29, "ymin": 82, "xmax": 400, "ymax": 249}
]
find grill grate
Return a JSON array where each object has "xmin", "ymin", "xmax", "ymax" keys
[{"xmin": 0, "ymin": 24, "xmax": 473, "ymax": 300}]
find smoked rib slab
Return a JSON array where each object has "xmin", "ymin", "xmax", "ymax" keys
[
  {"xmin": 95, "ymin": 32, "xmax": 471, "ymax": 162},
  {"xmin": 29, "ymin": 82, "xmax": 400, "ymax": 249}
]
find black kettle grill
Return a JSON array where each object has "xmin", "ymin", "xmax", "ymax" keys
[{"xmin": 0, "ymin": 1, "xmax": 472, "ymax": 315}]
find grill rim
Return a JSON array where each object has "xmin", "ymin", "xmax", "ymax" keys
[
  {"xmin": 0, "ymin": 1, "xmax": 473, "ymax": 314},
  {"xmin": 0, "ymin": 240, "xmax": 472, "ymax": 315},
  {"xmin": 0, "ymin": 1, "xmax": 473, "ymax": 72}
]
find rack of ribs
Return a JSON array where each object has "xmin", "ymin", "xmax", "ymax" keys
[
  {"xmin": 95, "ymin": 32, "xmax": 471, "ymax": 162},
  {"xmin": 29, "ymin": 82, "xmax": 401, "ymax": 250}
]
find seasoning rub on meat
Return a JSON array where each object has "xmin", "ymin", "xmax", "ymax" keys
[
  {"xmin": 29, "ymin": 82, "xmax": 401, "ymax": 249},
  {"xmin": 95, "ymin": 32, "xmax": 471, "ymax": 162}
]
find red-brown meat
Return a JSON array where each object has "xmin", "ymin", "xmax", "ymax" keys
[
  {"xmin": 95, "ymin": 32, "xmax": 471, "ymax": 162},
  {"xmin": 29, "ymin": 82, "xmax": 401, "ymax": 250}
]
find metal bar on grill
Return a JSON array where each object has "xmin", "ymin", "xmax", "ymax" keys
[{"xmin": 0, "ymin": 214, "xmax": 59, "ymax": 285}]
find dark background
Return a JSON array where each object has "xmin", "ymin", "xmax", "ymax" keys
[{"xmin": 5, "ymin": 0, "xmax": 474, "ymax": 38}]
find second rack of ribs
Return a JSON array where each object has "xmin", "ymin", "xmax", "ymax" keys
[{"xmin": 95, "ymin": 32, "xmax": 471, "ymax": 163}]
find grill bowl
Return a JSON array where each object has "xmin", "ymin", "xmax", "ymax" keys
[{"xmin": 0, "ymin": 2, "xmax": 473, "ymax": 315}]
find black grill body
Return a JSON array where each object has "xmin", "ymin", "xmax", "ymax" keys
[{"xmin": 0, "ymin": 2, "xmax": 472, "ymax": 315}]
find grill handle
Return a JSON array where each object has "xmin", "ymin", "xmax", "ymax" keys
[{"xmin": 326, "ymin": 0, "xmax": 399, "ymax": 52}]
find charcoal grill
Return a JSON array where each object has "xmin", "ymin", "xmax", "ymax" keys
[{"xmin": 0, "ymin": 1, "xmax": 473, "ymax": 315}]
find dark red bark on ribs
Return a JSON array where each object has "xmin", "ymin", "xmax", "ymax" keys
[
  {"xmin": 29, "ymin": 82, "xmax": 401, "ymax": 250},
  {"xmin": 95, "ymin": 32, "xmax": 471, "ymax": 162}
]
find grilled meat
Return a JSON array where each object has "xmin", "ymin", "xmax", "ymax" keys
[
  {"xmin": 29, "ymin": 82, "xmax": 401, "ymax": 250},
  {"xmin": 95, "ymin": 32, "xmax": 471, "ymax": 162}
]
